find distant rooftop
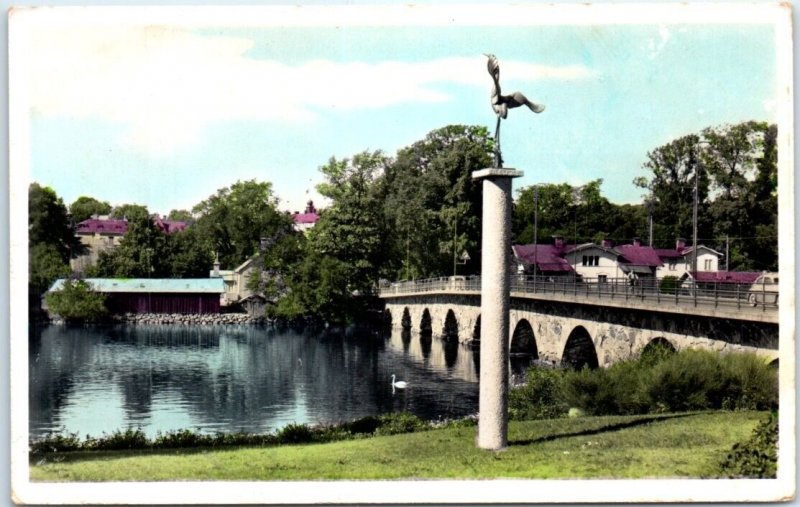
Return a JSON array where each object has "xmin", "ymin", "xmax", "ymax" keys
[{"xmin": 292, "ymin": 200, "xmax": 320, "ymax": 225}]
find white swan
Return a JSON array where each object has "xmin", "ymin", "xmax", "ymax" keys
[{"xmin": 391, "ymin": 374, "xmax": 408, "ymax": 389}]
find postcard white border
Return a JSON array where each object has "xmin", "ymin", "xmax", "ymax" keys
[{"xmin": 9, "ymin": 3, "xmax": 796, "ymax": 504}]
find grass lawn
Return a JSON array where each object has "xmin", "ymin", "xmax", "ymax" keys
[{"xmin": 30, "ymin": 411, "xmax": 765, "ymax": 481}]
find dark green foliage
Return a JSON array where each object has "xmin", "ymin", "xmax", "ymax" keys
[
  {"xmin": 69, "ymin": 196, "xmax": 112, "ymax": 223},
  {"xmin": 109, "ymin": 203, "xmax": 149, "ymax": 222},
  {"xmin": 509, "ymin": 350, "xmax": 778, "ymax": 419},
  {"xmin": 659, "ymin": 276, "xmax": 680, "ymax": 295},
  {"xmin": 719, "ymin": 412, "xmax": 778, "ymax": 478},
  {"xmin": 374, "ymin": 412, "xmax": 428, "ymax": 436},
  {"xmin": 44, "ymin": 279, "xmax": 108, "ymax": 323},
  {"xmin": 30, "ymin": 411, "xmax": 442, "ymax": 457},
  {"xmin": 647, "ymin": 349, "xmax": 777, "ymax": 412},
  {"xmin": 275, "ymin": 423, "xmax": 316, "ymax": 444},
  {"xmin": 28, "ymin": 184, "xmax": 83, "ymax": 299},
  {"xmin": 509, "ymin": 367, "xmax": 568, "ymax": 420}
]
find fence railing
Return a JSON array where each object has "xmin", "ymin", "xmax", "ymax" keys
[{"xmin": 378, "ymin": 275, "xmax": 779, "ymax": 313}]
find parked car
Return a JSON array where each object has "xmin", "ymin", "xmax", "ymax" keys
[{"xmin": 748, "ymin": 272, "xmax": 779, "ymax": 306}]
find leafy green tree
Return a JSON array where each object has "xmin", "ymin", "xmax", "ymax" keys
[
  {"xmin": 313, "ymin": 151, "xmax": 390, "ymax": 294},
  {"xmin": 29, "ymin": 183, "xmax": 82, "ymax": 310},
  {"xmin": 29, "ymin": 243, "xmax": 71, "ymax": 296},
  {"xmin": 89, "ymin": 215, "xmax": 170, "ymax": 278},
  {"xmin": 45, "ymin": 279, "xmax": 108, "ymax": 323},
  {"xmin": 166, "ymin": 228, "xmax": 214, "ymax": 278},
  {"xmin": 110, "ymin": 203, "xmax": 150, "ymax": 222},
  {"xmin": 29, "ymin": 183, "xmax": 80, "ymax": 261},
  {"xmin": 383, "ymin": 125, "xmax": 493, "ymax": 278},
  {"xmin": 634, "ymin": 133, "xmax": 713, "ymax": 248},
  {"xmin": 191, "ymin": 180, "xmax": 293, "ymax": 270},
  {"xmin": 69, "ymin": 196, "xmax": 112, "ymax": 223},
  {"xmin": 167, "ymin": 209, "xmax": 194, "ymax": 222}
]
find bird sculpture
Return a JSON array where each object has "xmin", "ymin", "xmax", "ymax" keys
[
  {"xmin": 391, "ymin": 374, "xmax": 408, "ymax": 389},
  {"xmin": 485, "ymin": 54, "xmax": 545, "ymax": 167}
]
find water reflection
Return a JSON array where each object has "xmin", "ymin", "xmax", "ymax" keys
[{"xmin": 29, "ymin": 325, "xmax": 480, "ymax": 438}]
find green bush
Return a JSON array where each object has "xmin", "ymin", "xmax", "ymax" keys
[
  {"xmin": 509, "ymin": 367, "xmax": 568, "ymax": 420},
  {"xmin": 718, "ymin": 353, "xmax": 779, "ymax": 411},
  {"xmin": 659, "ymin": 275, "xmax": 681, "ymax": 295},
  {"xmin": 45, "ymin": 279, "xmax": 108, "ymax": 323},
  {"xmin": 719, "ymin": 412, "xmax": 778, "ymax": 478},
  {"xmin": 511, "ymin": 349, "xmax": 778, "ymax": 419},
  {"xmin": 646, "ymin": 349, "xmax": 727, "ymax": 412},
  {"xmin": 276, "ymin": 423, "xmax": 315, "ymax": 444},
  {"xmin": 375, "ymin": 412, "xmax": 427, "ymax": 436}
]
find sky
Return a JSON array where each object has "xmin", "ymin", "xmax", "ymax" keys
[{"xmin": 14, "ymin": 5, "xmax": 782, "ymax": 217}]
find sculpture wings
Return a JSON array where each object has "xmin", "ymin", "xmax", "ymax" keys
[{"xmin": 484, "ymin": 54, "xmax": 545, "ymax": 167}]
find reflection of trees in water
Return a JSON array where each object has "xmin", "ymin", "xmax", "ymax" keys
[{"xmin": 31, "ymin": 325, "xmax": 480, "ymax": 437}]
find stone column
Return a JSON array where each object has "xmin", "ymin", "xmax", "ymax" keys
[{"xmin": 472, "ymin": 168, "xmax": 522, "ymax": 451}]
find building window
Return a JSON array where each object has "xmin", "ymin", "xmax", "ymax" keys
[
  {"xmin": 598, "ymin": 275, "xmax": 607, "ymax": 283},
  {"xmin": 669, "ymin": 261, "xmax": 676, "ymax": 271},
  {"xmin": 581, "ymin": 255, "xmax": 600, "ymax": 267},
  {"xmin": 704, "ymin": 259, "xmax": 712, "ymax": 271}
]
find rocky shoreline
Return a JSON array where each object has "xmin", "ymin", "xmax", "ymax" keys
[{"xmin": 49, "ymin": 312, "xmax": 270, "ymax": 326}]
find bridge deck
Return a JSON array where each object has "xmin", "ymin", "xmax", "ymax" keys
[{"xmin": 379, "ymin": 276, "xmax": 778, "ymax": 324}]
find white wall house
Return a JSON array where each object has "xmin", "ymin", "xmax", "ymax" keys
[
  {"xmin": 655, "ymin": 240, "xmax": 723, "ymax": 280},
  {"xmin": 210, "ymin": 256, "xmax": 261, "ymax": 307},
  {"xmin": 562, "ymin": 244, "xmax": 623, "ymax": 282}
]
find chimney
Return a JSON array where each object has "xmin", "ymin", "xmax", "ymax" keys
[
  {"xmin": 601, "ymin": 238, "xmax": 613, "ymax": 248},
  {"xmin": 632, "ymin": 238, "xmax": 641, "ymax": 247},
  {"xmin": 553, "ymin": 236, "xmax": 564, "ymax": 249},
  {"xmin": 676, "ymin": 238, "xmax": 686, "ymax": 251},
  {"xmin": 305, "ymin": 200, "xmax": 316, "ymax": 214}
]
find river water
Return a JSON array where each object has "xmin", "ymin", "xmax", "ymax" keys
[{"xmin": 29, "ymin": 324, "xmax": 490, "ymax": 438}]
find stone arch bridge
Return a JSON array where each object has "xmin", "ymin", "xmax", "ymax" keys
[{"xmin": 381, "ymin": 279, "xmax": 779, "ymax": 369}]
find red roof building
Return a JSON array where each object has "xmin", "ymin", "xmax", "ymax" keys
[{"xmin": 292, "ymin": 200, "xmax": 320, "ymax": 233}]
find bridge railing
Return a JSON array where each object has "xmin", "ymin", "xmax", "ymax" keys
[{"xmin": 379, "ymin": 275, "xmax": 777, "ymax": 312}]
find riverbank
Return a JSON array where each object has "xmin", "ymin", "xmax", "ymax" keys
[{"xmin": 31, "ymin": 411, "xmax": 766, "ymax": 481}]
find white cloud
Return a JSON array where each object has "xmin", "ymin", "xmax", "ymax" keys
[{"xmin": 26, "ymin": 28, "xmax": 592, "ymax": 155}]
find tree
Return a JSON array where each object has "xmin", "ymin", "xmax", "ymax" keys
[
  {"xmin": 383, "ymin": 125, "xmax": 493, "ymax": 278},
  {"xmin": 166, "ymin": 228, "xmax": 214, "ymax": 278},
  {"xmin": 635, "ymin": 122, "xmax": 777, "ymax": 270},
  {"xmin": 29, "ymin": 183, "xmax": 80, "ymax": 261},
  {"xmin": 191, "ymin": 180, "xmax": 293, "ymax": 270},
  {"xmin": 69, "ymin": 196, "xmax": 112, "ymax": 223},
  {"xmin": 634, "ymin": 133, "xmax": 713, "ymax": 248},
  {"xmin": 89, "ymin": 215, "xmax": 170, "ymax": 278},
  {"xmin": 167, "ymin": 209, "xmax": 194, "ymax": 222},
  {"xmin": 313, "ymin": 151, "xmax": 390, "ymax": 295},
  {"xmin": 45, "ymin": 279, "xmax": 108, "ymax": 323},
  {"xmin": 29, "ymin": 183, "xmax": 82, "ymax": 306},
  {"xmin": 110, "ymin": 203, "xmax": 150, "ymax": 222}
]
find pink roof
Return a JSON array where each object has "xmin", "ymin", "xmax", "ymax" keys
[
  {"xmin": 152, "ymin": 215, "xmax": 188, "ymax": 234},
  {"xmin": 692, "ymin": 271, "xmax": 760, "ymax": 284},
  {"xmin": 512, "ymin": 244, "xmax": 573, "ymax": 272},
  {"xmin": 654, "ymin": 248, "xmax": 686, "ymax": 259},
  {"xmin": 614, "ymin": 244, "xmax": 663, "ymax": 267},
  {"xmin": 76, "ymin": 218, "xmax": 128, "ymax": 235},
  {"xmin": 293, "ymin": 212, "xmax": 320, "ymax": 225}
]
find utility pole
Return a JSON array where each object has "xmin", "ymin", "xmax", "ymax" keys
[
  {"xmin": 533, "ymin": 185, "xmax": 538, "ymax": 291},
  {"xmin": 726, "ymin": 234, "xmax": 730, "ymax": 271},
  {"xmin": 692, "ymin": 148, "xmax": 699, "ymax": 304},
  {"xmin": 453, "ymin": 212, "xmax": 458, "ymax": 278}
]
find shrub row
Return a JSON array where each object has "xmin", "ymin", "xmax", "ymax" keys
[
  {"xmin": 510, "ymin": 348, "xmax": 778, "ymax": 420},
  {"xmin": 719, "ymin": 411, "xmax": 778, "ymax": 478},
  {"xmin": 29, "ymin": 411, "xmax": 463, "ymax": 457}
]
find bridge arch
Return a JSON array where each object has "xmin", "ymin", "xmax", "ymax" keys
[
  {"xmin": 641, "ymin": 337, "xmax": 676, "ymax": 355},
  {"xmin": 443, "ymin": 309, "xmax": 459, "ymax": 343},
  {"xmin": 510, "ymin": 319, "xmax": 539, "ymax": 358},
  {"xmin": 420, "ymin": 309, "xmax": 432, "ymax": 337},
  {"xmin": 561, "ymin": 326, "xmax": 599, "ymax": 370},
  {"xmin": 401, "ymin": 307, "xmax": 411, "ymax": 330}
]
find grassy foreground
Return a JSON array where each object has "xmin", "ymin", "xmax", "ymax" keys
[{"xmin": 31, "ymin": 411, "xmax": 764, "ymax": 481}]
